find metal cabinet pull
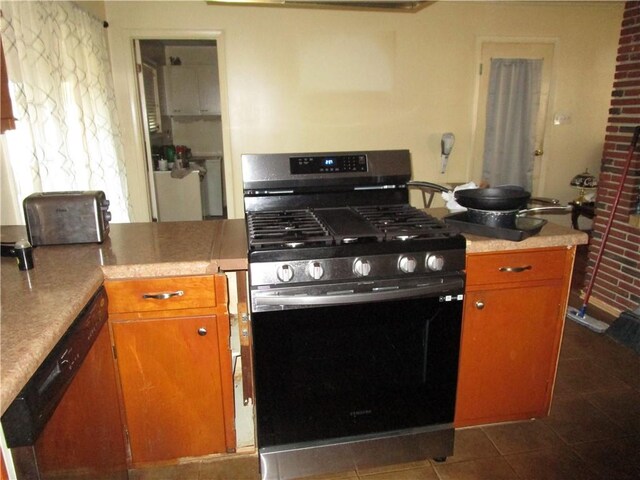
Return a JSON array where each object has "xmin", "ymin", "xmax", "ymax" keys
[
  {"xmin": 498, "ymin": 265, "xmax": 532, "ymax": 273},
  {"xmin": 197, "ymin": 327, "xmax": 207, "ymax": 336},
  {"xmin": 142, "ymin": 290, "xmax": 184, "ymax": 300},
  {"xmin": 475, "ymin": 301, "xmax": 485, "ymax": 310}
]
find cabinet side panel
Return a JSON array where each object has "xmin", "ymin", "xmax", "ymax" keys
[{"xmin": 215, "ymin": 274, "xmax": 236, "ymax": 452}]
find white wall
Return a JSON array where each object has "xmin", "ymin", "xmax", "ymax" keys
[{"xmin": 104, "ymin": 0, "xmax": 623, "ymax": 221}]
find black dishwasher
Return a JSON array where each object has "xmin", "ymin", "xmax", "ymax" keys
[{"xmin": 1, "ymin": 287, "xmax": 128, "ymax": 480}]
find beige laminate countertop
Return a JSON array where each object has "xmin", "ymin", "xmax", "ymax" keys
[
  {"xmin": 0, "ymin": 215, "xmax": 587, "ymax": 415},
  {"xmin": 0, "ymin": 219, "xmax": 248, "ymax": 414}
]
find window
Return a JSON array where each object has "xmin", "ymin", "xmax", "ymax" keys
[{"xmin": 142, "ymin": 62, "xmax": 162, "ymax": 134}]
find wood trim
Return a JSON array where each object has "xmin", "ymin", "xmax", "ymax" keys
[
  {"xmin": 544, "ymin": 246, "xmax": 575, "ymax": 415},
  {"xmin": 235, "ymin": 270, "xmax": 254, "ymax": 405},
  {"xmin": 108, "ymin": 306, "xmax": 218, "ymax": 321},
  {"xmin": 214, "ymin": 274, "xmax": 237, "ymax": 453}
]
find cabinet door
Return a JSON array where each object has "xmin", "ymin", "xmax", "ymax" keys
[
  {"xmin": 455, "ymin": 282, "xmax": 563, "ymax": 427},
  {"xmin": 163, "ymin": 66, "xmax": 199, "ymax": 115},
  {"xmin": 196, "ymin": 65, "xmax": 220, "ymax": 115},
  {"xmin": 112, "ymin": 314, "xmax": 227, "ymax": 465}
]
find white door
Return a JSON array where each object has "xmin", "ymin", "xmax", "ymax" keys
[{"xmin": 471, "ymin": 42, "xmax": 555, "ymax": 196}]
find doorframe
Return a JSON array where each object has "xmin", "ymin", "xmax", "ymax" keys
[
  {"xmin": 468, "ymin": 36, "xmax": 559, "ymax": 196},
  {"xmin": 122, "ymin": 28, "xmax": 236, "ymax": 221}
]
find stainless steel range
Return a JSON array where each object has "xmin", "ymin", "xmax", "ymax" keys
[{"xmin": 242, "ymin": 149, "xmax": 466, "ymax": 480}]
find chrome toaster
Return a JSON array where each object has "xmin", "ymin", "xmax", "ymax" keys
[{"xmin": 23, "ymin": 191, "xmax": 111, "ymax": 246}]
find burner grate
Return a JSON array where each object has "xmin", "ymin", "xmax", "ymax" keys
[
  {"xmin": 247, "ymin": 209, "xmax": 333, "ymax": 249},
  {"xmin": 355, "ymin": 205, "xmax": 458, "ymax": 241}
]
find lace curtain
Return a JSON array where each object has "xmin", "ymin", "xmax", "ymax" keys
[
  {"xmin": 0, "ymin": 1, "xmax": 131, "ymax": 223},
  {"xmin": 482, "ymin": 58, "xmax": 542, "ymax": 190}
]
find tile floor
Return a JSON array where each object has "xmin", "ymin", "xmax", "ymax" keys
[{"xmin": 133, "ymin": 245, "xmax": 640, "ymax": 479}]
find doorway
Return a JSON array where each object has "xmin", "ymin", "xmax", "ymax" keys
[
  {"xmin": 470, "ymin": 42, "xmax": 555, "ymax": 196},
  {"xmin": 135, "ymin": 39, "xmax": 227, "ymax": 222}
]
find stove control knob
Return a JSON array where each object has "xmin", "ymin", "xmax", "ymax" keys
[
  {"xmin": 353, "ymin": 258, "xmax": 371, "ymax": 277},
  {"xmin": 276, "ymin": 264, "xmax": 294, "ymax": 282},
  {"xmin": 398, "ymin": 255, "xmax": 417, "ymax": 273},
  {"xmin": 425, "ymin": 254, "xmax": 445, "ymax": 272},
  {"xmin": 307, "ymin": 261, "xmax": 324, "ymax": 280}
]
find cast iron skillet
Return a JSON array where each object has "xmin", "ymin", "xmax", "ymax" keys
[{"xmin": 454, "ymin": 187, "xmax": 531, "ymax": 211}]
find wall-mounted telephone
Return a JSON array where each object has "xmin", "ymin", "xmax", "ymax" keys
[{"xmin": 440, "ymin": 132, "xmax": 455, "ymax": 173}]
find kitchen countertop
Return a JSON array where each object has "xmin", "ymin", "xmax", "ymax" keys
[
  {"xmin": 0, "ymin": 220, "xmax": 248, "ymax": 414},
  {"xmin": 0, "ymin": 215, "xmax": 587, "ymax": 415}
]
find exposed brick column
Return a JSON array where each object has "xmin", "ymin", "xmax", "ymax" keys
[{"xmin": 587, "ymin": 1, "xmax": 640, "ymax": 313}]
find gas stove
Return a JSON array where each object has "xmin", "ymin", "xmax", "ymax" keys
[
  {"xmin": 242, "ymin": 150, "xmax": 466, "ymax": 480},
  {"xmin": 242, "ymin": 150, "xmax": 466, "ymax": 286}
]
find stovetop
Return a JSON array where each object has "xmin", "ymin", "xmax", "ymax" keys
[
  {"xmin": 247, "ymin": 205, "xmax": 459, "ymax": 251},
  {"xmin": 242, "ymin": 150, "xmax": 466, "ymax": 280}
]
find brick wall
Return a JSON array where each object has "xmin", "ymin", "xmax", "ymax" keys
[{"xmin": 587, "ymin": 1, "xmax": 640, "ymax": 313}]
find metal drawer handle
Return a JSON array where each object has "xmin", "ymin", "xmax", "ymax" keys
[
  {"xmin": 475, "ymin": 301, "xmax": 485, "ymax": 310},
  {"xmin": 142, "ymin": 290, "xmax": 184, "ymax": 300},
  {"xmin": 197, "ymin": 327, "xmax": 207, "ymax": 336},
  {"xmin": 499, "ymin": 265, "xmax": 532, "ymax": 273}
]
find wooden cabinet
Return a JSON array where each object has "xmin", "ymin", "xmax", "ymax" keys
[
  {"xmin": 163, "ymin": 65, "xmax": 220, "ymax": 116},
  {"xmin": 105, "ymin": 274, "xmax": 235, "ymax": 467},
  {"xmin": 0, "ymin": 454, "xmax": 7, "ymax": 480},
  {"xmin": 455, "ymin": 247, "xmax": 575, "ymax": 427}
]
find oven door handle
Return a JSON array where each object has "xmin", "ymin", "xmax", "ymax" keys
[{"xmin": 253, "ymin": 278, "xmax": 464, "ymax": 308}]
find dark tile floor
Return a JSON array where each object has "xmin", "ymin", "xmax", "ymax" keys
[{"xmin": 132, "ymin": 245, "xmax": 640, "ymax": 479}]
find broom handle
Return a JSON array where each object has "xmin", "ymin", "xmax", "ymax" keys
[{"xmin": 581, "ymin": 125, "xmax": 640, "ymax": 311}]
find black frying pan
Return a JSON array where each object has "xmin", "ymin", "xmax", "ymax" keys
[{"xmin": 454, "ymin": 187, "xmax": 531, "ymax": 211}]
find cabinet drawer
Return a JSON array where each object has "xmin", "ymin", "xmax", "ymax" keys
[
  {"xmin": 105, "ymin": 275, "xmax": 216, "ymax": 313},
  {"xmin": 466, "ymin": 248, "xmax": 567, "ymax": 286}
]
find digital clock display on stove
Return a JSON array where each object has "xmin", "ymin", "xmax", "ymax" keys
[{"xmin": 290, "ymin": 154, "xmax": 368, "ymax": 174}]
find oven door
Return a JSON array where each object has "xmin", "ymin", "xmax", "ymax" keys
[{"xmin": 251, "ymin": 276, "xmax": 464, "ymax": 478}]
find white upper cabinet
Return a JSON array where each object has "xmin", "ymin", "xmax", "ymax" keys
[
  {"xmin": 195, "ymin": 66, "xmax": 220, "ymax": 115},
  {"xmin": 163, "ymin": 65, "xmax": 220, "ymax": 116}
]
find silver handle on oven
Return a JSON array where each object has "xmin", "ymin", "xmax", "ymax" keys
[
  {"xmin": 142, "ymin": 290, "xmax": 184, "ymax": 300},
  {"xmin": 253, "ymin": 279, "xmax": 464, "ymax": 308}
]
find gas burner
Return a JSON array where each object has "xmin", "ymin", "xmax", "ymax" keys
[
  {"xmin": 355, "ymin": 205, "xmax": 459, "ymax": 241},
  {"xmin": 247, "ymin": 209, "xmax": 333, "ymax": 250}
]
